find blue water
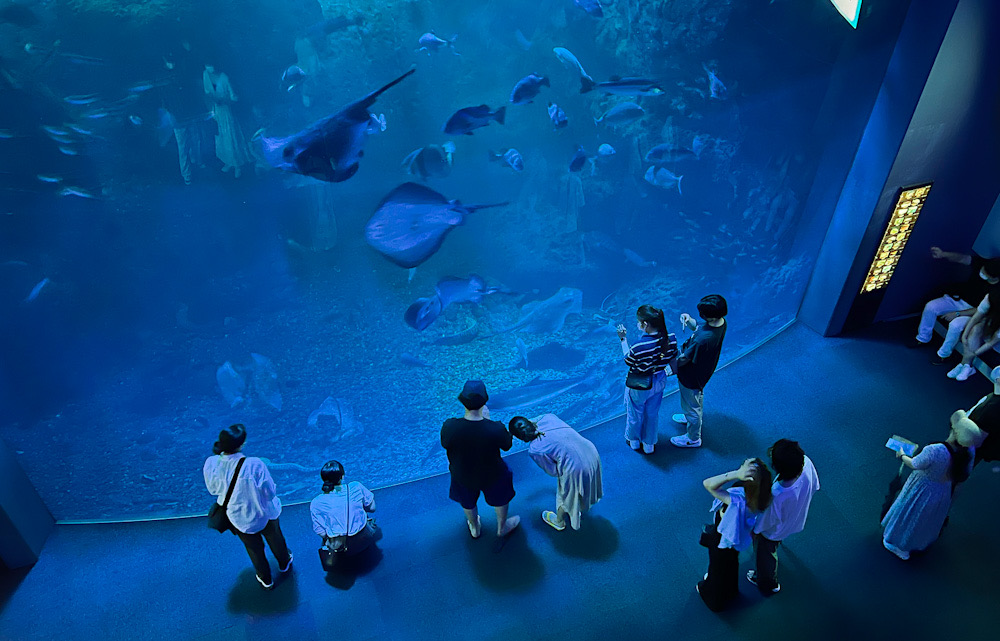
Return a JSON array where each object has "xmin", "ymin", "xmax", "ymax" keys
[{"xmin": 0, "ymin": 0, "xmax": 874, "ymax": 519}]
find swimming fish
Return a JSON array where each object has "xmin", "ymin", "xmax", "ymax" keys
[
  {"xmin": 573, "ymin": 0, "xmax": 604, "ymax": 18},
  {"xmin": 547, "ymin": 102, "xmax": 568, "ymax": 129},
  {"xmin": 623, "ymin": 248, "xmax": 657, "ymax": 268},
  {"xmin": 400, "ymin": 353, "xmax": 432, "ymax": 368},
  {"xmin": 644, "ymin": 142, "xmax": 703, "ymax": 165},
  {"xmin": 58, "ymin": 186, "xmax": 95, "ymax": 199},
  {"xmin": 583, "ymin": 76, "xmax": 665, "ymax": 97},
  {"xmin": 57, "ymin": 146, "xmax": 79, "ymax": 156},
  {"xmin": 406, "ymin": 274, "xmax": 498, "ymax": 330},
  {"xmin": 489, "ymin": 371, "xmax": 598, "ymax": 411},
  {"xmin": 401, "ymin": 143, "xmax": 454, "ymax": 180},
  {"xmin": 254, "ymin": 68, "xmax": 414, "ymax": 182},
  {"xmin": 367, "ymin": 113, "xmax": 387, "ymax": 134},
  {"xmin": 510, "ymin": 73, "xmax": 549, "ymax": 105},
  {"xmin": 281, "ymin": 65, "xmax": 307, "ymax": 92},
  {"xmin": 404, "ymin": 295, "xmax": 444, "ymax": 331},
  {"xmin": 644, "ymin": 166, "xmax": 683, "ymax": 194},
  {"xmin": 365, "ymin": 182, "xmax": 508, "ymax": 268},
  {"xmin": 128, "ymin": 115, "xmax": 143, "ymax": 126},
  {"xmin": 417, "ymin": 32, "xmax": 459, "ymax": 56},
  {"xmin": 442, "ymin": 104, "xmax": 506, "ymax": 135},
  {"xmin": 496, "ymin": 287, "xmax": 583, "ymax": 334},
  {"xmin": 24, "ymin": 278, "xmax": 49, "ymax": 302},
  {"xmin": 703, "ymin": 64, "xmax": 728, "ymax": 100},
  {"xmin": 63, "ymin": 94, "xmax": 100, "ymax": 105},
  {"xmin": 216, "ymin": 362, "xmax": 246, "ymax": 408},
  {"xmin": 597, "ymin": 144, "xmax": 616, "ymax": 156},
  {"xmin": 36, "ymin": 174, "xmax": 62, "ymax": 183},
  {"xmin": 553, "ymin": 47, "xmax": 595, "ymax": 93},
  {"xmin": 489, "ymin": 148, "xmax": 524, "ymax": 172},
  {"xmin": 594, "ymin": 102, "xmax": 644, "ymax": 126}
]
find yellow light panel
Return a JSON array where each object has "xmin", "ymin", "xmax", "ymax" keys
[{"xmin": 861, "ymin": 183, "xmax": 931, "ymax": 294}]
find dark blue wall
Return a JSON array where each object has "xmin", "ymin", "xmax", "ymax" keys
[{"xmin": 797, "ymin": 0, "xmax": 963, "ymax": 335}]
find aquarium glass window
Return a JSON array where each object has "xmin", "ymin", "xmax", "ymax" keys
[{"xmin": 0, "ymin": 0, "xmax": 907, "ymax": 520}]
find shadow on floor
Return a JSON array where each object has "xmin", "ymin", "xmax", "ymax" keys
[
  {"xmin": 468, "ymin": 528, "xmax": 545, "ymax": 592},
  {"xmin": 545, "ymin": 515, "xmax": 620, "ymax": 561},
  {"xmin": 0, "ymin": 565, "xmax": 30, "ymax": 615},
  {"xmin": 324, "ymin": 546, "xmax": 385, "ymax": 590},
  {"xmin": 226, "ymin": 568, "xmax": 301, "ymax": 615}
]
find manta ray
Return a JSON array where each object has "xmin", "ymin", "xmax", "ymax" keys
[{"xmin": 253, "ymin": 68, "xmax": 414, "ymax": 182}]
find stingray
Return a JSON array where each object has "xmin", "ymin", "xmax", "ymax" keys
[
  {"xmin": 428, "ymin": 319, "xmax": 480, "ymax": 345},
  {"xmin": 253, "ymin": 68, "xmax": 414, "ymax": 182},
  {"xmin": 404, "ymin": 274, "xmax": 498, "ymax": 331},
  {"xmin": 365, "ymin": 182, "xmax": 508, "ymax": 268},
  {"xmin": 496, "ymin": 287, "xmax": 583, "ymax": 334}
]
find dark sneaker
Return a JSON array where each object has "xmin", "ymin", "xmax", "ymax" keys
[
  {"xmin": 930, "ymin": 354, "xmax": 952, "ymax": 366},
  {"xmin": 906, "ymin": 337, "xmax": 930, "ymax": 349},
  {"xmin": 746, "ymin": 569, "xmax": 780, "ymax": 594},
  {"xmin": 256, "ymin": 574, "xmax": 274, "ymax": 590},
  {"xmin": 279, "ymin": 553, "xmax": 293, "ymax": 573}
]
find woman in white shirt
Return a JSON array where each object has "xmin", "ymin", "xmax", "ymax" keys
[
  {"xmin": 697, "ymin": 458, "xmax": 772, "ymax": 611},
  {"xmin": 310, "ymin": 461, "xmax": 377, "ymax": 561},
  {"xmin": 203, "ymin": 424, "xmax": 292, "ymax": 590},
  {"xmin": 950, "ymin": 292, "xmax": 1000, "ymax": 381}
]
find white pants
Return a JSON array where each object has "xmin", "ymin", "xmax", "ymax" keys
[{"xmin": 916, "ymin": 296, "xmax": 973, "ymax": 358}]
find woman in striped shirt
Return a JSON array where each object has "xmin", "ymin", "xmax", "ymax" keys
[{"xmin": 617, "ymin": 305, "xmax": 678, "ymax": 454}]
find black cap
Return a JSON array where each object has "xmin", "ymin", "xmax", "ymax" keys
[{"xmin": 458, "ymin": 380, "xmax": 489, "ymax": 410}]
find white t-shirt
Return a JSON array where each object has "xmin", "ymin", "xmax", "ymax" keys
[
  {"xmin": 753, "ymin": 456, "xmax": 820, "ymax": 541},
  {"xmin": 203, "ymin": 454, "xmax": 282, "ymax": 534},
  {"xmin": 310, "ymin": 482, "xmax": 376, "ymax": 537}
]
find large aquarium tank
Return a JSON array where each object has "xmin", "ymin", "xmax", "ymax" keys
[{"xmin": 0, "ymin": 0, "xmax": 890, "ymax": 520}]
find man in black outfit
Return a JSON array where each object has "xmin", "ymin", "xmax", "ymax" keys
[{"xmin": 440, "ymin": 380, "xmax": 520, "ymax": 538}]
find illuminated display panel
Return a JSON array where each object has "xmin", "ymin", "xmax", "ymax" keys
[
  {"xmin": 831, "ymin": 0, "xmax": 862, "ymax": 29},
  {"xmin": 861, "ymin": 183, "xmax": 931, "ymax": 294}
]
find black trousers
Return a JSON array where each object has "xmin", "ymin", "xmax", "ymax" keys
[
  {"xmin": 236, "ymin": 518, "xmax": 290, "ymax": 584},
  {"xmin": 698, "ymin": 545, "xmax": 740, "ymax": 611}
]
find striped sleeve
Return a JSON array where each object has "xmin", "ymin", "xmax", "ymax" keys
[{"xmin": 625, "ymin": 333, "xmax": 677, "ymax": 373}]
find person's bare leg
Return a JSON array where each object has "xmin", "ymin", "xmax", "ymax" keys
[
  {"xmin": 463, "ymin": 507, "xmax": 481, "ymax": 537},
  {"xmin": 495, "ymin": 503, "xmax": 520, "ymax": 536}
]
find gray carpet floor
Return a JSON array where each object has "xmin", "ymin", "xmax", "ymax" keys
[{"xmin": 1, "ymin": 320, "xmax": 997, "ymax": 641}]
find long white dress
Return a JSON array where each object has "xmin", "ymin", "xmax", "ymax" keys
[
  {"xmin": 528, "ymin": 414, "xmax": 603, "ymax": 530},
  {"xmin": 203, "ymin": 70, "xmax": 251, "ymax": 175}
]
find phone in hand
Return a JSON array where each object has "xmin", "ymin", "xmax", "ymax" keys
[{"xmin": 886, "ymin": 435, "xmax": 917, "ymax": 457}]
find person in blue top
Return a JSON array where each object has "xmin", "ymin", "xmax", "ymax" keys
[
  {"xmin": 671, "ymin": 294, "xmax": 728, "ymax": 448},
  {"xmin": 616, "ymin": 305, "xmax": 678, "ymax": 454}
]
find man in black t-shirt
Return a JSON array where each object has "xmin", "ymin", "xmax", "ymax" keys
[
  {"xmin": 440, "ymin": 380, "xmax": 520, "ymax": 539},
  {"xmin": 670, "ymin": 295, "xmax": 728, "ymax": 448},
  {"xmin": 911, "ymin": 247, "xmax": 1000, "ymax": 364}
]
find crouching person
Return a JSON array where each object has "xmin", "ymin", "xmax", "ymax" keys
[
  {"xmin": 310, "ymin": 460, "xmax": 378, "ymax": 567},
  {"xmin": 509, "ymin": 414, "xmax": 603, "ymax": 531}
]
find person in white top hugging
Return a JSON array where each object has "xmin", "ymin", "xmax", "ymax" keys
[
  {"xmin": 310, "ymin": 461, "xmax": 378, "ymax": 562},
  {"xmin": 748, "ymin": 439, "xmax": 820, "ymax": 595},
  {"xmin": 203, "ymin": 424, "xmax": 292, "ymax": 590}
]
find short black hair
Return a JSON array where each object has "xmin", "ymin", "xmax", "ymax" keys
[
  {"xmin": 213, "ymin": 423, "xmax": 247, "ymax": 455},
  {"xmin": 769, "ymin": 439, "xmax": 805, "ymax": 481},
  {"xmin": 321, "ymin": 460, "xmax": 345, "ymax": 492},
  {"xmin": 697, "ymin": 294, "xmax": 728, "ymax": 319},
  {"xmin": 508, "ymin": 416, "xmax": 539, "ymax": 442}
]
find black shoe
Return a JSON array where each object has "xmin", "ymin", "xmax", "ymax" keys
[
  {"xmin": 930, "ymin": 354, "xmax": 951, "ymax": 366},
  {"xmin": 906, "ymin": 338, "xmax": 930, "ymax": 349}
]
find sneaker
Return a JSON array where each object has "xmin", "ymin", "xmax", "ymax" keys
[
  {"xmin": 947, "ymin": 364, "xmax": 964, "ymax": 379},
  {"xmin": 930, "ymin": 354, "xmax": 951, "ymax": 366},
  {"xmin": 672, "ymin": 413, "xmax": 688, "ymax": 424},
  {"xmin": 468, "ymin": 515, "xmax": 482, "ymax": 539},
  {"xmin": 499, "ymin": 515, "xmax": 521, "ymax": 537},
  {"xmin": 627, "ymin": 438, "xmax": 641, "ymax": 451},
  {"xmin": 279, "ymin": 554, "xmax": 293, "ymax": 573},
  {"xmin": 542, "ymin": 510, "xmax": 566, "ymax": 531},
  {"xmin": 906, "ymin": 337, "xmax": 930, "ymax": 349},
  {"xmin": 956, "ymin": 364, "xmax": 976, "ymax": 381},
  {"xmin": 256, "ymin": 575, "xmax": 274, "ymax": 590},
  {"xmin": 642, "ymin": 443, "xmax": 655, "ymax": 454},
  {"xmin": 670, "ymin": 435, "xmax": 702, "ymax": 448},
  {"xmin": 883, "ymin": 539, "xmax": 910, "ymax": 560},
  {"xmin": 746, "ymin": 569, "xmax": 780, "ymax": 594}
]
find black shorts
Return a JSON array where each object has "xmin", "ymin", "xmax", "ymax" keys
[{"xmin": 449, "ymin": 466, "xmax": 515, "ymax": 509}]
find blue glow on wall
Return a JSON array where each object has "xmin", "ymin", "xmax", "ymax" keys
[{"xmin": 832, "ymin": 0, "xmax": 862, "ymax": 28}]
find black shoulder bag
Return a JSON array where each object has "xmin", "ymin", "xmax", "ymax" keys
[
  {"xmin": 319, "ymin": 483, "xmax": 351, "ymax": 571},
  {"xmin": 207, "ymin": 457, "xmax": 246, "ymax": 533}
]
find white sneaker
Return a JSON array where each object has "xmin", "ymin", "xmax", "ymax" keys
[
  {"xmin": 627, "ymin": 439, "xmax": 641, "ymax": 451},
  {"xmin": 642, "ymin": 443, "xmax": 655, "ymax": 454},
  {"xmin": 670, "ymin": 435, "xmax": 702, "ymax": 448},
  {"xmin": 956, "ymin": 364, "xmax": 976, "ymax": 381},
  {"xmin": 947, "ymin": 364, "xmax": 964, "ymax": 379},
  {"xmin": 672, "ymin": 414, "xmax": 688, "ymax": 424}
]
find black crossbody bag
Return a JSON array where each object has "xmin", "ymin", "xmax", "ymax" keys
[
  {"xmin": 319, "ymin": 484, "xmax": 352, "ymax": 571},
  {"xmin": 207, "ymin": 457, "xmax": 246, "ymax": 534}
]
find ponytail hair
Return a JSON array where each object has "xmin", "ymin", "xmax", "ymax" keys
[{"xmin": 637, "ymin": 304, "xmax": 667, "ymax": 336}]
